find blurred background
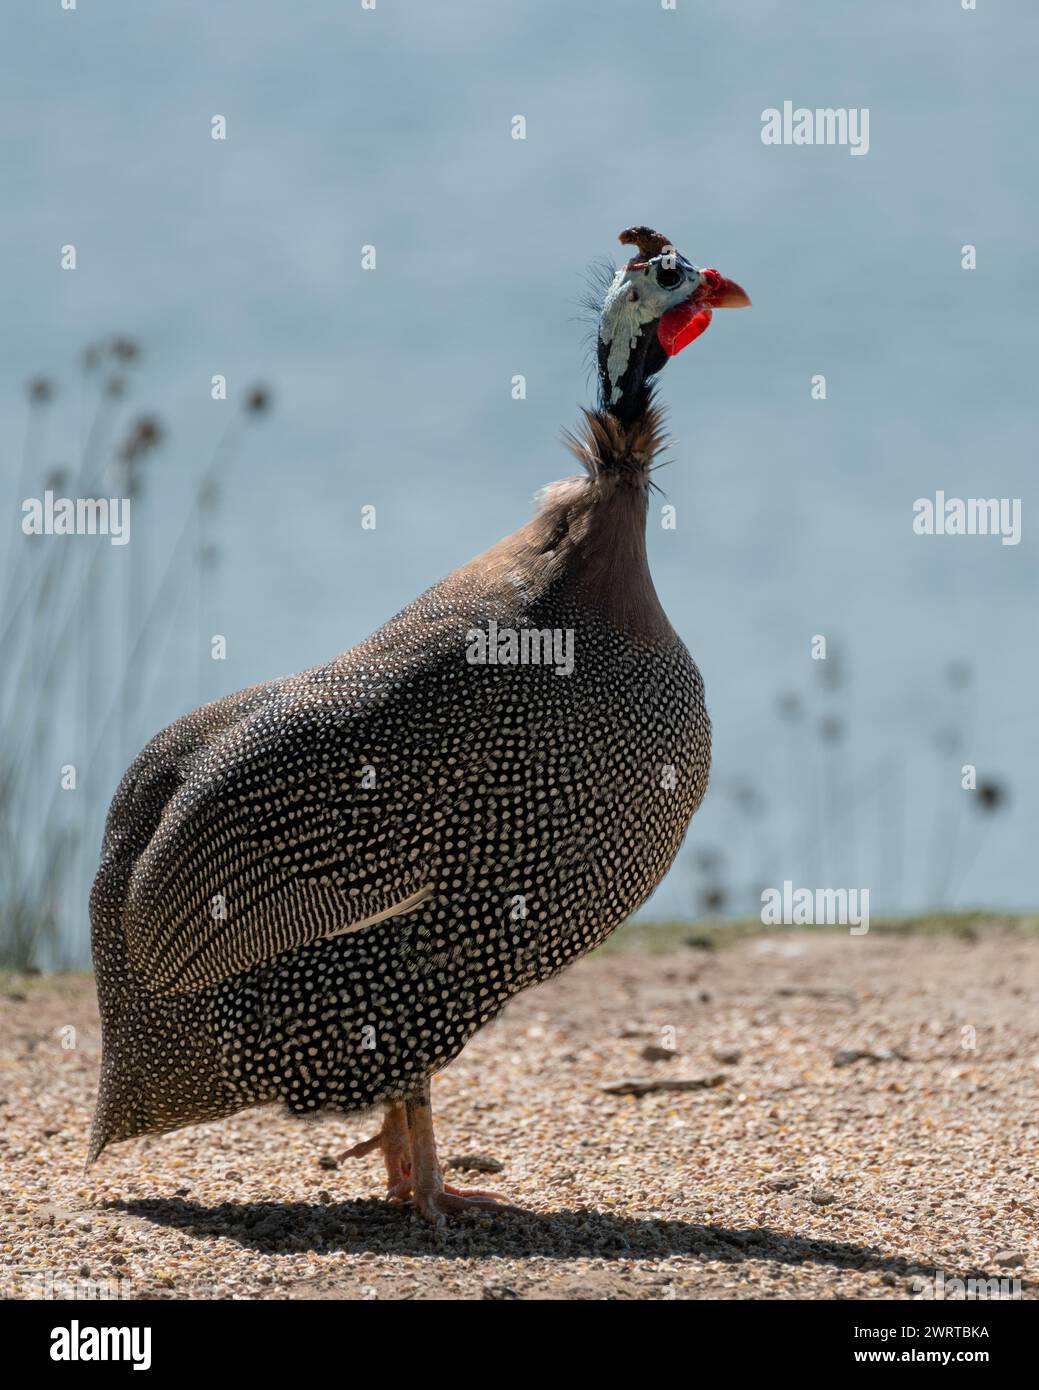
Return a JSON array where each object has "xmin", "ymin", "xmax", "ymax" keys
[{"xmin": 1, "ymin": 0, "xmax": 1035, "ymax": 968}]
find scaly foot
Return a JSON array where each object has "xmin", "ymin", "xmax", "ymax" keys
[
  {"xmin": 412, "ymin": 1181, "xmax": 520, "ymax": 1226},
  {"xmin": 405, "ymin": 1080, "xmax": 521, "ymax": 1225},
  {"xmin": 339, "ymin": 1100, "xmax": 413, "ymax": 1201}
]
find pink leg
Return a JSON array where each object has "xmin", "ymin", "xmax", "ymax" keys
[
  {"xmin": 405, "ymin": 1078, "xmax": 520, "ymax": 1225},
  {"xmin": 339, "ymin": 1100, "xmax": 412, "ymax": 1201}
]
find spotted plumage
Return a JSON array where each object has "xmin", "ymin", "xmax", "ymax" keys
[{"xmin": 90, "ymin": 227, "xmax": 748, "ymax": 1220}]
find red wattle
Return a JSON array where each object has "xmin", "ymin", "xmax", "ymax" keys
[{"xmin": 657, "ymin": 304, "xmax": 713, "ymax": 356}]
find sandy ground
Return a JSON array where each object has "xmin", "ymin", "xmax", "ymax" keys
[{"xmin": 1, "ymin": 925, "xmax": 1036, "ymax": 1301}]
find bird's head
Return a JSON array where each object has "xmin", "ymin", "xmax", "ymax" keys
[{"xmin": 596, "ymin": 226, "xmax": 750, "ymax": 423}]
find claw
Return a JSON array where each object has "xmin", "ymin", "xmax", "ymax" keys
[
  {"xmin": 412, "ymin": 1186, "xmax": 520, "ymax": 1226},
  {"xmin": 442, "ymin": 1182, "xmax": 506, "ymax": 1201}
]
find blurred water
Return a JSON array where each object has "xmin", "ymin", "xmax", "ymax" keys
[{"xmin": 1, "ymin": 0, "xmax": 1036, "ymax": 962}]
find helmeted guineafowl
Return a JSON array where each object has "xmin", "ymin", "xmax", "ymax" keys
[{"xmin": 89, "ymin": 226, "xmax": 750, "ymax": 1221}]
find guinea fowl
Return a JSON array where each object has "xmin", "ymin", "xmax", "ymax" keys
[{"xmin": 89, "ymin": 225, "xmax": 750, "ymax": 1222}]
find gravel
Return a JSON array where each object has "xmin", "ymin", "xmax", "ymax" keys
[{"xmin": 1, "ymin": 925, "xmax": 1036, "ymax": 1300}]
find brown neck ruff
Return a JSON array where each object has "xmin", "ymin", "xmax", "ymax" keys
[{"xmin": 462, "ymin": 402, "xmax": 675, "ymax": 646}]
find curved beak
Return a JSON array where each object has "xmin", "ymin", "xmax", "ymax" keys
[{"xmin": 699, "ymin": 269, "xmax": 752, "ymax": 309}]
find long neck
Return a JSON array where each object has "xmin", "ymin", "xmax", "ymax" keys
[
  {"xmin": 464, "ymin": 403, "xmax": 675, "ymax": 645},
  {"xmin": 555, "ymin": 473, "xmax": 671, "ymax": 642}
]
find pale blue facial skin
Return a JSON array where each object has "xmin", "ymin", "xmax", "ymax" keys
[{"xmin": 599, "ymin": 253, "xmax": 703, "ymax": 404}]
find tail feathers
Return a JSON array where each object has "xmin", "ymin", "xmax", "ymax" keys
[
  {"xmin": 85, "ymin": 1128, "xmax": 107, "ymax": 1170},
  {"xmin": 87, "ymin": 1100, "xmax": 114, "ymax": 1167}
]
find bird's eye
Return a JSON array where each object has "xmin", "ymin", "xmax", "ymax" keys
[{"xmin": 656, "ymin": 265, "xmax": 683, "ymax": 290}]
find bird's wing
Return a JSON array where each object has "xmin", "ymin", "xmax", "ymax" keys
[{"xmin": 119, "ymin": 651, "xmax": 490, "ymax": 996}]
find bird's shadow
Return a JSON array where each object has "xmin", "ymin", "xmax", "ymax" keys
[{"xmin": 114, "ymin": 1195, "xmax": 949, "ymax": 1278}]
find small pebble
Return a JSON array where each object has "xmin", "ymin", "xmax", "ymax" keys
[
  {"xmin": 712, "ymin": 1047, "xmax": 742, "ymax": 1065},
  {"xmin": 443, "ymin": 1154, "xmax": 504, "ymax": 1175},
  {"xmin": 993, "ymin": 1250, "xmax": 1024, "ymax": 1267}
]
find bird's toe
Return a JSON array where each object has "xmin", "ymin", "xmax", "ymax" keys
[{"xmin": 412, "ymin": 1186, "xmax": 520, "ymax": 1224}]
